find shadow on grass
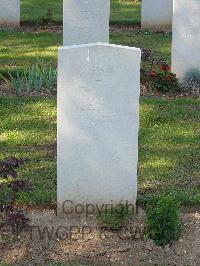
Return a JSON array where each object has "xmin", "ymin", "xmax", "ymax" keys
[
  {"xmin": 0, "ymin": 96, "xmax": 199, "ymax": 207},
  {"xmin": 138, "ymin": 97, "xmax": 200, "ymax": 206}
]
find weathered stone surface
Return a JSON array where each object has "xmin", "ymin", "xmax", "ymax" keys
[
  {"xmin": 141, "ymin": 0, "xmax": 173, "ymax": 31},
  {"xmin": 57, "ymin": 43, "xmax": 141, "ymax": 215},
  {"xmin": 0, "ymin": 0, "xmax": 20, "ymax": 27},
  {"xmin": 172, "ymin": 0, "xmax": 200, "ymax": 81},
  {"xmin": 63, "ymin": 0, "xmax": 110, "ymax": 46}
]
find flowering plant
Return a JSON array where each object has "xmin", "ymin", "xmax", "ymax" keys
[
  {"xmin": 141, "ymin": 49, "xmax": 179, "ymax": 93},
  {"xmin": 149, "ymin": 64, "xmax": 179, "ymax": 92}
]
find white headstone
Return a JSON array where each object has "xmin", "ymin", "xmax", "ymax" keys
[
  {"xmin": 141, "ymin": 0, "xmax": 173, "ymax": 31},
  {"xmin": 57, "ymin": 43, "xmax": 141, "ymax": 215},
  {"xmin": 0, "ymin": 0, "xmax": 20, "ymax": 27},
  {"xmin": 63, "ymin": 0, "xmax": 110, "ymax": 46},
  {"xmin": 172, "ymin": 0, "xmax": 200, "ymax": 81}
]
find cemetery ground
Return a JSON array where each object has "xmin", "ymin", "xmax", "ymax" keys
[
  {"xmin": 0, "ymin": 1, "xmax": 200, "ymax": 265},
  {"xmin": 0, "ymin": 38, "xmax": 200, "ymax": 264},
  {"xmin": 20, "ymin": 0, "xmax": 140, "ymax": 25},
  {"xmin": 0, "ymin": 28, "xmax": 199, "ymax": 207}
]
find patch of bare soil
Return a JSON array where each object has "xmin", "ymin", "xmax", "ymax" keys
[
  {"xmin": 0, "ymin": 208, "xmax": 199, "ymax": 265},
  {"xmin": 110, "ymin": 24, "xmax": 141, "ymax": 33},
  {"xmin": 140, "ymin": 85, "xmax": 200, "ymax": 99},
  {"xmin": 19, "ymin": 25, "xmax": 63, "ymax": 33},
  {"xmin": 1, "ymin": 81, "xmax": 198, "ymax": 99},
  {"xmin": 4, "ymin": 24, "xmax": 141, "ymax": 34},
  {"xmin": 13, "ymin": 23, "xmax": 172, "ymax": 35}
]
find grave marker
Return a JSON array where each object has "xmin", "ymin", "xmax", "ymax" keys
[
  {"xmin": 57, "ymin": 43, "xmax": 141, "ymax": 215},
  {"xmin": 141, "ymin": 0, "xmax": 173, "ymax": 31},
  {"xmin": 0, "ymin": 0, "xmax": 20, "ymax": 27},
  {"xmin": 172, "ymin": 0, "xmax": 200, "ymax": 81},
  {"xmin": 63, "ymin": 0, "xmax": 110, "ymax": 46}
]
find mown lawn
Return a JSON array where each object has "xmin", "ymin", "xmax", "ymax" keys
[
  {"xmin": 111, "ymin": 0, "xmax": 141, "ymax": 24},
  {"xmin": 0, "ymin": 96, "xmax": 199, "ymax": 207},
  {"xmin": 0, "ymin": 30, "xmax": 171, "ymax": 74},
  {"xmin": 0, "ymin": 0, "xmax": 199, "ymax": 210},
  {"xmin": 20, "ymin": 0, "xmax": 141, "ymax": 25}
]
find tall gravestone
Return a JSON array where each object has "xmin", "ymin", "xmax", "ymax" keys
[
  {"xmin": 63, "ymin": 0, "xmax": 110, "ymax": 46},
  {"xmin": 141, "ymin": 0, "xmax": 173, "ymax": 31},
  {"xmin": 0, "ymin": 0, "xmax": 20, "ymax": 27},
  {"xmin": 57, "ymin": 43, "xmax": 141, "ymax": 215},
  {"xmin": 172, "ymin": 0, "xmax": 200, "ymax": 81}
]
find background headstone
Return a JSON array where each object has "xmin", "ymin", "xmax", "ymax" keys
[
  {"xmin": 141, "ymin": 0, "xmax": 173, "ymax": 31},
  {"xmin": 57, "ymin": 43, "xmax": 141, "ymax": 215},
  {"xmin": 63, "ymin": 0, "xmax": 110, "ymax": 46},
  {"xmin": 0, "ymin": 0, "xmax": 20, "ymax": 27},
  {"xmin": 172, "ymin": 0, "xmax": 200, "ymax": 81}
]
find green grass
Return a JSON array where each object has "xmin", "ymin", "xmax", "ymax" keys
[
  {"xmin": 20, "ymin": 0, "xmax": 141, "ymax": 25},
  {"xmin": 0, "ymin": 97, "xmax": 199, "ymax": 207},
  {"xmin": 0, "ymin": 32, "xmax": 61, "ymax": 74},
  {"xmin": 0, "ymin": 0, "xmax": 168, "ymax": 75},
  {"xmin": 139, "ymin": 97, "xmax": 200, "ymax": 206},
  {"xmin": 110, "ymin": 0, "xmax": 141, "ymax": 25},
  {"xmin": 0, "ymin": 30, "xmax": 171, "ymax": 74},
  {"xmin": 0, "ymin": 97, "xmax": 57, "ymax": 206},
  {"xmin": 21, "ymin": 0, "xmax": 63, "ymax": 23},
  {"xmin": 97, "ymin": 204, "xmax": 132, "ymax": 230},
  {"xmin": 0, "ymin": 0, "xmax": 199, "ymax": 209}
]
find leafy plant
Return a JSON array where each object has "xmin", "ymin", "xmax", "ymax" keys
[
  {"xmin": 145, "ymin": 193, "xmax": 182, "ymax": 246},
  {"xmin": 0, "ymin": 157, "xmax": 27, "ymax": 179},
  {"xmin": 6, "ymin": 211, "xmax": 30, "ymax": 234},
  {"xmin": 0, "ymin": 157, "xmax": 31, "ymax": 232},
  {"xmin": 37, "ymin": 8, "xmax": 54, "ymax": 25},
  {"xmin": 149, "ymin": 65, "xmax": 179, "ymax": 93},
  {"xmin": 141, "ymin": 48, "xmax": 166, "ymax": 75},
  {"xmin": 141, "ymin": 49, "xmax": 177, "ymax": 93},
  {"xmin": 0, "ymin": 62, "xmax": 57, "ymax": 95},
  {"xmin": 97, "ymin": 204, "xmax": 133, "ymax": 230},
  {"xmin": 141, "ymin": 49, "xmax": 179, "ymax": 93},
  {"xmin": 0, "ymin": 72, "xmax": 24, "ymax": 94}
]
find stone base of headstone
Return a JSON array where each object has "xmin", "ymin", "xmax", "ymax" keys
[
  {"xmin": 57, "ymin": 43, "xmax": 141, "ymax": 217},
  {"xmin": 0, "ymin": 0, "xmax": 20, "ymax": 28}
]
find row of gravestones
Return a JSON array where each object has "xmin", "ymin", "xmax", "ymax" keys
[
  {"xmin": 1, "ymin": 0, "xmax": 199, "ymax": 80},
  {"xmin": 58, "ymin": 0, "xmax": 200, "ymax": 215},
  {"xmin": 143, "ymin": 0, "xmax": 200, "ymax": 81},
  {"xmin": 57, "ymin": 0, "xmax": 140, "ymax": 214},
  {"xmin": 0, "ymin": 0, "xmax": 172, "ymax": 30},
  {"xmin": 58, "ymin": 0, "xmax": 200, "ymax": 214}
]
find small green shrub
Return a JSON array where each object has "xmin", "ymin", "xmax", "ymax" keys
[
  {"xmin": 145, "ymin": 193, "xmax": 181, "ymax": 246},
  {"xmin": 37, "ymin": 8, "xmax": 54, "ymax": 25},
  {"xmin": 141, "ymin": 49, "xmax": 179, "ymax": 93},
  {"xmin": 97, "ymin": 203, "xmax": 133, "ymax": 230},
  {"xmin": 0, "ymin": 157, "xmax": 31, "ymax": 232},
  {"xmin": 0, "ymin": 62, "xmax": 57, "ymax": 95},
  {"xmin": 149, "ymin": 65, "xmax": 179, "ymax": 93}
]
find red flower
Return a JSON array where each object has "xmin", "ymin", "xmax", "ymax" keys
[
  {"xmin": 160, "ymin": 65, "xmax": 171, "ymax": 71},
  {"xmin": 150, "ymin": 70, "xmax": 157, "ymax": 77}
]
